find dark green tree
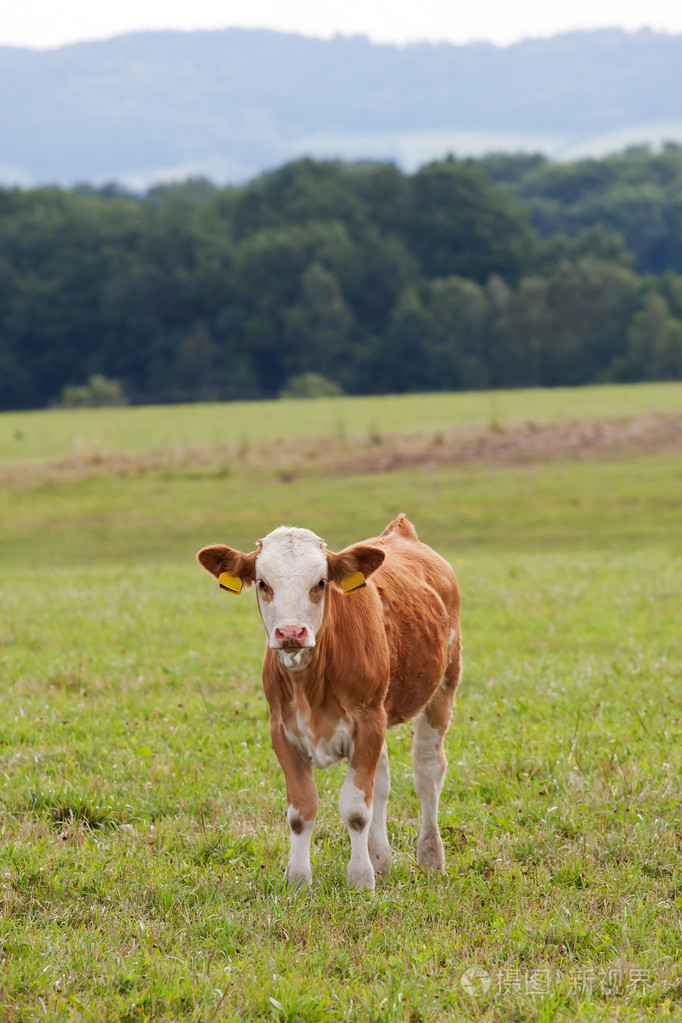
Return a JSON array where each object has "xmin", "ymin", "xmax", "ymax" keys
[{"xmin": 402, "ymin": 158, "xmax": 536, "ymax": 284}]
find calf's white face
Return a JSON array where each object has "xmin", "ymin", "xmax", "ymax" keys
[
  {"xmin": 196, "ymin": 525, "xmax": 385, "ymax": 673},
  {"xmin": 255, "ymin": 526, "xmax": 329, "ymax": 656}
]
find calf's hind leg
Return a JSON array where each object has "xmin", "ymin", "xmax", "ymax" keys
[
  {"xmin": 412, "ymin": 678, "xmax": 456, "ymax": 872},
  {"xmin": 368, "ymin": 742, "xmax": 392, "ymax": 875}
]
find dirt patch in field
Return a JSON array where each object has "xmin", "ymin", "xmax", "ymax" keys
[
  {"xmin": 2, "ymin": 411, "xmax": 681, "ymax": 486},
  {"xmin": 326, "ymin": 410, "xmax": 682, "ymax": 477}
]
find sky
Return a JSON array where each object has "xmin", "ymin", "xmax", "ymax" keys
[{"xmin": 2, "ymin": 0, "xmax": 682, "ymax": 50}]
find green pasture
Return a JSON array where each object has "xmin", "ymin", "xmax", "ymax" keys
[
  {"xmin": 1, "ymin": 386, "xmax": 681, "ymax": 1021},
  {"xmin": 2, "ymin": 380, "xmax": 681, "ymax": 465}
]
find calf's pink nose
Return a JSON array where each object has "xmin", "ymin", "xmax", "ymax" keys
[{"xmin": 275, "ymin": 626, "xmax": 308, "ymax": 647}]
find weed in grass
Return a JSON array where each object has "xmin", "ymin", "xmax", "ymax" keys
[
  {"xmin": 26, "ymin": 790, "xmax": 121, "ymax": 830},
  {"xmin": 368, "ymin": 422, "xmax": 383, "ymax": 445},
  {"xmin": 238, "ymin": 434, "xmax": 250, "ymax": 463},
  {"xmin": 488, "ymin": 390, "xmax": 502, "ymax": 433}
]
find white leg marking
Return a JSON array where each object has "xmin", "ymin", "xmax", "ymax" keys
[
  {"xmin": 368, "ymin": 743, "xmax": 392, "ymax": 875},
  {"xmin": 287, "ymin": 805, "xmax": 315, "ymax": 886},
  {"xmin": 339, "ymin": 768, "xmax": 375, "ymax": 891},
  {"xmin": 412, "ymin": 714, "xmax": 446, "ymax": 872}
]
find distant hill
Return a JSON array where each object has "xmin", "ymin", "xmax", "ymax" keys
[{"xmin": 1, "ymin": 27, "xmax": 681, "ymax": 188}]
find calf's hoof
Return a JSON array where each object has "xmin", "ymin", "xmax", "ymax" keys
[
  {"xmin": 347, "ymin": 861, "xmax": 376, "ymax": 892},
  {"xmin": 368, "ymin": 837, "xmax": 392, "ymax": 876},
  {"xmin": 417, "ymin": 831, "xmax": 445, "ymax": 873},
  {"xmin": 287, "ymin": 866, "xmax": 312, "ymax": 888}
]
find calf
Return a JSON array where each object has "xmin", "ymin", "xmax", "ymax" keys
[{"xmin": 197, "ymin": 514, "xmax": 461, "ymax": 890}]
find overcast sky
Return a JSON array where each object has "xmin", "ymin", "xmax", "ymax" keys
[{"xmin": 3, "ymin": 0, "xmax": 682, "ymax": 50}]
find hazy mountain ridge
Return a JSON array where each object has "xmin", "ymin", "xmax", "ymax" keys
[{"xmin": 1, "ymin": 27, "xmax": 681, "ymax": 187}]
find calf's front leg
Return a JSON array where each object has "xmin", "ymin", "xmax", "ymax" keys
[
  {"xmin": 339, "ymin": 710, "xmax": 386, "ymax": 891},
  {"xmin": 270, "ymin": 724, "xmax": 318, "ymax": 886},
  {"xmin": 412, "ymin": 708, "xmax": 448, "ymax": 872}
]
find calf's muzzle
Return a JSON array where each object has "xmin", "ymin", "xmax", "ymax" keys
[{"xmin": 274, "ymin": 626, "xmax": 309, "ymax": 648}]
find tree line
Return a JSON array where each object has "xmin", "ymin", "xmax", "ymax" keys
[{"xmin": 1, "ymin": 148, "xmax": 682, "ymax": 410}]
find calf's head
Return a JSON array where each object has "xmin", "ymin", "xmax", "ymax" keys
[{"xmin": 197, "ymin": 526, "xmax": 384, "ymax": 670}]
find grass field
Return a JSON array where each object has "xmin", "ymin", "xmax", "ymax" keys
[
  {"xmin": 1, "ymin": 384, "xmax": 681, "ymax": 1021},
  {"xmin": 2, "ymin": 382, "xmax": 682, "ymax": 465}
]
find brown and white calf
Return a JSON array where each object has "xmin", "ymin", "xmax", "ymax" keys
[{"xmin": 197, "ymin": 514, "xmax": 461, "ymax": 891}]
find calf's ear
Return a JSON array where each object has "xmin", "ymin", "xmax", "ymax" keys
[
  {"xmin": 196, "ymin": 544, "xmax": 258, "ymax": 591},
  {"xmin": 327, "ymin": 544, "xmax": 385, "ymax": 592}
]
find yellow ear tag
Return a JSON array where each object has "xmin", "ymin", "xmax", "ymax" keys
[
  {"xmin": 341, "ymin": 571, "xmax": 366, "ymax": 595},
  {"xmin": 218, "ymin": 572, "xmax": 242, "ymax": 595}
]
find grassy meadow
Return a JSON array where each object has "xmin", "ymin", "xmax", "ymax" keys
[
  {"xmin": 1, "ymin": 384, "xmax": 681, "ymax": 1021},
  {"xmin": 2, "ymin": 382, "xmax": 682, "ymax": 466}
]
